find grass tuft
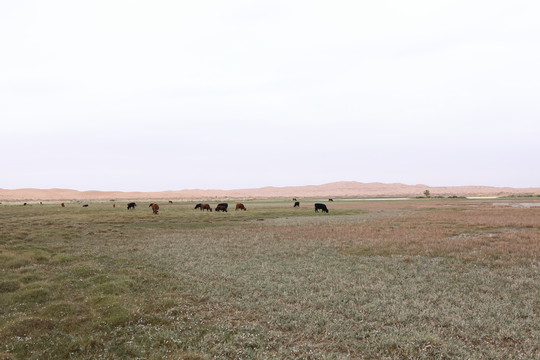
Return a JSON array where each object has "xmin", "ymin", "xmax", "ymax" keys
[
  {"xmin": 0, "ymin": 280, "xmax": 20, "ymax": 293},
  {"xmin": 4, "ymin": 317, "xmax": 57, "ymax": 337}
]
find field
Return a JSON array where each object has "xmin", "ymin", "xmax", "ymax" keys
[{"xmin": 1, "ymin": 199, "xmax": 539, "ymax": 359}]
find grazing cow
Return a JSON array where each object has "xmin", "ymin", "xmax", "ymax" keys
[
  {"xmin": 61, "ymin": 203, "xmax": 65, "ymax": 207},
  {"xmin": 328, "ymin": 198, "xmax": 334, "ymax": 202},
  {"xmin": 23, "ymin": 203, "xmax": 27, "ymax": 206},
  {"xmin": 293, "ymin": 201, "xmax": 300, "ymax": 207},
  {"xmin": 194, "ymin": 203, "xmax": 202, "ymax": 210},
  {"xmin": 40, "ymin": 202, "xmax": 43, "ymax": 205},
  {"xmin": 293, "ymin": 198, "xmax": 297, "ymax": 201},
  {"xmin": 127, "ymin": 202, "xmax": 136, "ymax": 210},
  {"xmin": 201, "ymin": 203, "xmax": 212, "ymax": 212},
  {"xmin": 168, "ymin": 201, "xmax": 173, "ymax": 204},
  {"xmin": 82, "ymin": 204, "xmax": 89, "ymax": 207},
  {"xmin": 314, "ymin": 203, "xmax": 328, "ymax": 213},
  {"xmin": 217, "ymin": 203, "xmax": 228, "ymax": 210},
  {"xmin": 235, "ymin": 203, "xmax": 246, "ymax": 211},
  {"xmin": 113, "ymin": 204, "xmax": 116, "ymax": 208},
  {"xmin": 215, "ymin": 205, "xmax": 227, "ymax": 212},
  {"xmin": 149, "ymin": 203, "xmax": 159, "ymax": 214}
]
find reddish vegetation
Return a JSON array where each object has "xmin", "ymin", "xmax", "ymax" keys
[{"xmin": 275, "ymin": 200, "xmax": 540, "ymax": 263}]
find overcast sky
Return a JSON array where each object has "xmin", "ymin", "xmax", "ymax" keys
[{"xmin": 1, "ymin": 0, "xmax": 539, "ymax": 191}]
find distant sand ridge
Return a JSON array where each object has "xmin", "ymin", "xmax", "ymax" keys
[{"xmin": 1, "ymin": 182, "xmax": 539, "ymax": 201}]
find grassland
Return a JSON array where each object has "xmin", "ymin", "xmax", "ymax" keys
[{"xmin": 1, "ymin": 199, "xmax": 539, "ymax": 359}]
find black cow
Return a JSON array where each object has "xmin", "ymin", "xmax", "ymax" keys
[
  {"xmin": 217, "ymin": 203, "xmax": 228, "ymax": 210},
  {"xmin": 82, "ymin": 204, "xmax": 89, "ymax": 207},
  {"xmin": 127, "ymin": 202, "xmax": 136, "ymax": 210},
  {"xmin": 293, "ymin": 201, "xmax": 300, "ymax": 207},
  {"xmin": 194, "ymin": 203, "xmax": 202, "ymax": 210},
  {"xmin": 314, "ymin": 203, "xmax": 328, "ymax": 213},
  {"xmin": 215, "ymin": 205, "xmax": 228, "ymax": 212},
  {"xmin": 328, "ymin": 198, "xmax": 334, "ymax": 202}
]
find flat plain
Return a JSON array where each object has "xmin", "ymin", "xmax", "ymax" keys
[{"xmin": 1, "ymin": 199, "xmax": 539, "ymax": 359}]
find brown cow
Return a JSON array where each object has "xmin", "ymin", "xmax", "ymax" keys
[
  {"xmin": 168, "ymin": 200, "xmax": 173, "ymax": 204},
  {"xmin": 61, "ymin": 203, "xmax": 65, "ymax": 207},
  {"xmin": 201, "ymin": 203, "xmax": 212, "ymax": 212},
  {"xmin": 235, "ymin": 203, "xmax": 246, "ymax": 211},
  {"xmin": 215, "ymin": 205, "xmax": 227, "ymax": 212},
  {"xmin": 149, "ymin": 203, "xmax": 159, "ymax": 214},
  {"xmin": 113, "ymin": 204, "xmax": 116, "ymax": 208}
]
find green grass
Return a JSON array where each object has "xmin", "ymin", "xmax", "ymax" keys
[{"xmin": 0, "ymin": 200, "xmax": 539, "ymax": 359}]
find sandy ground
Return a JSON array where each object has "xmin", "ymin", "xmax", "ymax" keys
[{"xmin": 1, "ymin": 181, "xmax": 539, "ymax": 201}]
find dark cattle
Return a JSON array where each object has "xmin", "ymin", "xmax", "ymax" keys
[
  {"xmin": 235, "ymin": 203, "xmax": 246, "ymax": 211},
  {"xmin": 82, "ymin": 204, "xmax": 89, "ymax": 207},
  {"xmin": 113, "ymin": 204, "xmax": 116, "ymax": 208},
  {"xmin": 149, "ymin": 203, "xmax": 159, "ymax": 214},
  {"xmin": 293, "ymin": 201, "xmax": 300, "ymax": 207},
  {"xmin": 61, "ymin": 203, "xmax": 65, "ymax": 207},
  {"xmin": 127, "ymin": 202, "xmax": 136, "ymax": 210},
  {"xmin": 23, "ymin": 203, "xmax": 27, "ymax": 206},
  {"xmin": 217, "ymin": 203, "xmax": 228, "ymax": 210},
  {"xmin": 40, "ymin": 202, "xmax": 43, "ymax": 205},
  {"xmin": 201, "ymin": 204, "xmax": 212, "ymax": 212},
  {"xmin": 194, "ymin": 203, "xmax": 202, "ymax": 210},
  {"xmin": 169, "ymin": 201, "xmax": 173, "ymax": 204},
  {"xmin": 215, "ymin": 205, "xmax": 227, "ymax": 212},
  {"xmin": 314, "ymin": 203, "xmax": 328, "ymax": 213},
  {"xmin": 328, "ymin": 198, "xmax": 334, "ymax": 202},
  {"xmin": 293, "ymin": 198, "xmax": 297, "ymax": 201}
]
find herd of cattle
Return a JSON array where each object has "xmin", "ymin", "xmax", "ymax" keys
[
  {"xmin": 60, "ymin": 200, "xmax": 330, "ymax": 214},
  {"xmin": 193, "ymin": 202, "xmax": 245, "ymax": 212}
]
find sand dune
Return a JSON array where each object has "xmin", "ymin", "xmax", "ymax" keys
[{"xmin": 1, "ymin": 181, "xmax": 539, "ymax": 201}]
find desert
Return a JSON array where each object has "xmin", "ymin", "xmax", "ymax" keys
[{"xmin": 1, "ymin": 181, "xmax": 539, "ymax": 202}]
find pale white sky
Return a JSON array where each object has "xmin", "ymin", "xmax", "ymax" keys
[{"xmin": 1, "ymin": 0, "xmax": 539, "ymax": 191}]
